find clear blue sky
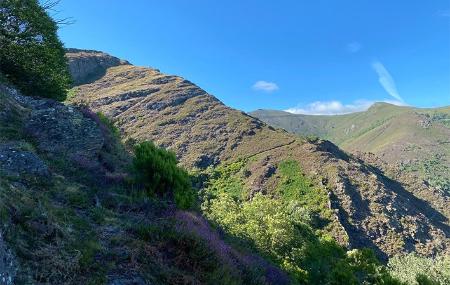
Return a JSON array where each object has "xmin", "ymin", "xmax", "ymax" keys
[{"xmin": 54, "ymin": 0, "xmax": 450, "ymax": 114}]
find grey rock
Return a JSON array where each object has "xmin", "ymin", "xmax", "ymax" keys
[
  {"xmin": 24, "ymin": 99, "xmax": 104, "ymax": 165},
  {"xmin": 0, "ymin": 144, "xmax": 49, "ymax": 178}
]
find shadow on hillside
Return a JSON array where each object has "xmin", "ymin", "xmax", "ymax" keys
[
  {"xmin": 342, "ymin": 176, "xmax": 371, "ymax": 221},
  {"xmin": 381, "ymin": 174, "xmax": 450, "ymax": 236},
  {"xmin": 363, "ymin": 162, "xmax": 450, "ymax": 237},
  {"xmin": 329, "ymin": 190, "xmax": 389, "ymax": 261},
  {"xmin": 73, "ymin": 66, "xmax": 108, "ymax": 86}
]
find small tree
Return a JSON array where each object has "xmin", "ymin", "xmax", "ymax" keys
[
  {"xmin": 133, "ymin": 141, "xmax": 195, "ymax": 209},
  {"xmin": 0, "ymin": 0, "xmax": 71, "ymax": 100}
]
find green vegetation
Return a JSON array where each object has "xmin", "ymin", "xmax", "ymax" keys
[
  {"xmin": 0, "ymin": 177, "xmax": 107, "ymax": 283},
  {"xmin": 1, "ymin": 4, "xmax": 447, "ymax": 282},
  {"xmin": 133, "ymin": 141, "xmax": 196, "ymax": 209},
  {"xmin": 388, "ymin": 254, "xmax": 450, "ymax": 285},
  {"xmin": 251, "ymin": 105, "xmax": 450, "ymax": 197},
  {"xmin": 201, "ymin": 159, "xmax": 403, "ymax": 284},
  {"xmin": 277, "ymin": 160, "xmax": 333, "ymax": 226},
  {"xmin": 97, "ymin": 111, "xmax": 120, "ymax": 138},
  {"xmin": 0, "ymin": 97, "xmax": 244, "ymax": 283},
  {"xmin": 400, "ymin": 154, "xmax": 450, "ymax": 194},
  {"xmin": 0, "ymin": 0, "xmax": 71, "ymax": 100}
]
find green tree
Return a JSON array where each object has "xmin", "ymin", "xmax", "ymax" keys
[
  {"xmin": 0, "ymin": 0, "xmax": 71, "ymax": 100},
  {"xmin": 133, "ymin": 141, "xmax": 195, "ymax": 209}
]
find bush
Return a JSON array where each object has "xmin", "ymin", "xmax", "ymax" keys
[
  {"xmin": 133, "ymin": 141, "xmax": 195, "ymax": 209},
  {"xmin": 0, "ymin": 0, "xmax": 71, "ymax": 100},
  {"xmin": 202, "ymin": 159, "xmax": 404, "ymax": 284},
  {"xmin": 388, "ymin": 254, "xmax": 450, "ymax": 285}
]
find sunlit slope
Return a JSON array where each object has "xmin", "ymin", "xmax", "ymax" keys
[
  {"xmin": 66, "ymin": 49, "xmax": 450, "ymax": 259},
  {"xmin": 251, "ymin": 103, "xmax": 450, "ymax": 192}
]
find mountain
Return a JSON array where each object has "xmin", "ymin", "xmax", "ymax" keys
[
  {"xmin": 251, "ymin": 104, "xmax": 450, "ymax": 194},
  {"xmin": 1, "ymin": 48, "xmax": 449, "ymax": 284},
  {"xmin": 66, "ymin": 49, "xmax": 449, "ymax": 261}
]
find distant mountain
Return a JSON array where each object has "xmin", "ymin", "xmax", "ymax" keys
[
  {"xmin": 66, "ymin": 49, "xmax": 449, "ymax": 260},
  {"xmin": 251, "ymin": 103, "xmax": 450, "ymax": 194}
]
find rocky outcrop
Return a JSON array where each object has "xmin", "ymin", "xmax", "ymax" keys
[
  {"xmin": 66, "ymin": 48, "xmax": 130, "ymax": 86},
  {"xmin": 1, "ymin": 83, "xmax": 105, "ymax": 171},
  {"xmin": 23, "ymin": 98, "xmax": 104, "ymax": 165},
  {"xmin": 0, "ymin": 143, "xmax": 50, "ymax": 178}
]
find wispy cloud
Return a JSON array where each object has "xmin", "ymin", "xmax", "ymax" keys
[
  {"xmin": 285, "ymin": 99, "xmax": 406, "ymax": 115},
  {"xmin": 346, "ymin": 41, "xmax": 362, "ymax": 53},
  {"xmin": 371, "ymin": 60, "xmax": 404, "ymax": 102},
  {"xmin": 252, "ymin": 80, "xmax": 279, "ymax": 92}
]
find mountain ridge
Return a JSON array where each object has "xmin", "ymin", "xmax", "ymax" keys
[
  {"xmin": 250, "ymin": 104, "xmax": 450, "ymax": 196},
  {"xmin": 66, "ymin": 48, "xmax": 449, "ymax": 260}
]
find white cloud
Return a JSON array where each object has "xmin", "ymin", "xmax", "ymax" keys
[
  {"xmin": 346, "ymin": 41, "xmax": 362, "ymax": 53},
  {"xmin": 285, "ymin": 99, "xmax": 406, "ymax": 115},
  {"xmin": 371, "ymin": 60, "xmax": 404, "ymax": 103},
  {"xmin": 252, "ymin": 80, "xmax": 279, "ymax": 92},
  {"xmin": 285, "ymin": 100, "xmax": 372, "ymax": 115}
]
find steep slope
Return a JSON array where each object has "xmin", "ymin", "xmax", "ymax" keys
[
  {"xmin": 251, "ymin": 104, "xmax": 450, "ymax": 193},
  {"xmin": 0, "ymin": 83, "xmax": 287, "ymax": 284},
  {"xmin": 67, "ymin": 49, "xmax": 450, "ymax": 260}
]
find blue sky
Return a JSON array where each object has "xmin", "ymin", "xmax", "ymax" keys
[{"xmin": 54, "ymin": 0, "xmax": 450, "ymax": 114}]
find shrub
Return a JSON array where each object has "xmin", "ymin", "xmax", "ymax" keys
[
  {"xmin": 388, "ymin": 254, "xmax": 450, "ymax": 285},
  {"xmin": 0, "ymin": 0, "xmax": 71, "ymax": 100},
  {"xmin": 202, "ymin": 159, "xmax": 404, "ymax": 284},
  {"xmin": 133, "ymin": 141, "xmax": 195, "ymax": 209}
]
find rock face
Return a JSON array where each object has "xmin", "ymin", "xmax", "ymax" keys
[
  {"xmin": 0, "ymin": 143, "xmax": 50, "ymax": 178},
  {"xmin": 66, "ymin": 49, "xmax": 130, "ymax": 85},
  {"xmin": 24, "ymin": 98, "xmax": 104, "ymax": 164},
  {"xmin": 0, "ymin": 83, "xmax": 105, "ymax": 172},
  {"xmin": 67, "ymin": 49, "xmax": 450, "ymax": 259}
]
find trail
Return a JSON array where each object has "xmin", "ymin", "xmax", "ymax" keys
[{"xmin": 245, "ymin": 139, "xmax": 297, "ymax": 160}]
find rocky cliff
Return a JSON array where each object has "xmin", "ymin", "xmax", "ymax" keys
[{"xmin": 66, "ymin": 49, "xmax": 130, "ymax": 85}]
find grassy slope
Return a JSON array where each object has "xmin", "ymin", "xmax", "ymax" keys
[
  {"xmin": 66, "ymin": 50, "xmax": 449, "ymax": 260},
  {"xmin": 0, "ymin": 86, "xmax": 274, "ymax": 284},
  {"xmin": 251, "ymin": 103, "xmax": 450, "ymax": 193}
]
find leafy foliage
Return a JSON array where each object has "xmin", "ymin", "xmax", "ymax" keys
[
  {"xmin": 201, "ymin": 159, "xmax": 403, "ymax": 284},
  {"xmin": 277, "ymin": 160, "xmax": 333, "ymax": 226},
  {"xmin": 388, "ymin": 254, "xmax": 450, "ymax": 285},
  {"xmin": 0, "ymin": 0, "xmax": 71, "ymax": 100},
  {"xmin": 133, "ymin": 141, "xmax": 195, "ymax": 209}
]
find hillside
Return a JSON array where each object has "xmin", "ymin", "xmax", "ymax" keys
[
  {"xmin": 66, "ymin": 49, "xmax": 450, "ymax": 262},
  {"xmin": 251, "ymin": 104, "xmax": 450, "ymax": 194},
  {"xmin": 1, "ymin": 82, "xmax": 293, "ymax": 284},
  {"xmin": 2, "ymin": 1, "xmax": 449, "ymax": 283}
]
